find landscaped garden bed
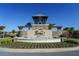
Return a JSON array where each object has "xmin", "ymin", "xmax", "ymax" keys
[
  {"xmin": 0, "ymin": 42, "xmax": 78, "ymax": 49},
  {"xmin": 8, "ymin": 42, "xmax": 78, "ymax": 49},
  {"xmin": 0, "ymin": 38, "xmax": 79, "ymax": 49}
]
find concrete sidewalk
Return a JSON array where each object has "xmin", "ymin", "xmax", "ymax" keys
[{"xmin": 0, "ymin": 46, "xmax": 79, "ymax": 53}]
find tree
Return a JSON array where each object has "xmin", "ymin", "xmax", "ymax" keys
[
  {"xmin": 25, "ymin": 22, "xmax": 32, "ymax": 30},
  {"xmin": 63, "ymin": 27, "xmax": 70, "ymax": 38},
  {"xmin": 63, "ymin": 27, "xmax": 75, "ymax": 38},
  {"xmin": 73, "ymin": 30, "xmax": 79, "ymax": 38},
  {"xmin": 62, "ymin": 30, "xmax": 70, "ymax": 38},
  {"xmin": 63, "ymin": 27, "xmax": 69, "ymax": 31},
  {"xmin": 68, "ymin": 27, "xmax": 74, "ymax": 37},
  {"xmin": 0, "ymin": 26, "xmax": 5, "ymax": 31},
  {"xmin": 0, "ymin": 26, "xmax": 5, "ymax": 38},
  {"xmin": 48, "ymin": 23, "xmax": 55, "ymax": 29},
  {"xmin": 17, "ymin": 26, "xmax": 24, "ymax": 31},
  {"xmin": 11, "ymin": 30, "xmax": 16, "ymax": 33}
]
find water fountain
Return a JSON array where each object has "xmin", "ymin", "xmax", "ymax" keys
[{"xmin": 14, "ymin": 13, "xmax": 62, "ymax": 43}]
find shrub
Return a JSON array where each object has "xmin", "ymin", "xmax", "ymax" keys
[
  {"xmin": 64, "ymin": 39, "xmax": 79, "ymax": 45},
  {"xmin": 0, "ymin": 37, "xmax": 13, "ymax": 46}
]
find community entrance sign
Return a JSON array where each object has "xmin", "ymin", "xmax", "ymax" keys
[{"xmin": 15, "ymin": 13, "xmax": 62, "ymax": 43}]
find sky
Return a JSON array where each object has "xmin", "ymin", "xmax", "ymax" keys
[{"xmin": 0, "ymin": 3, "xmax": 79, "ymax": 32}]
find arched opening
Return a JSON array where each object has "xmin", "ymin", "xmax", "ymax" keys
[{"xmin": 38, "ymin": 20, "xmax": 42, "ymax": 24}]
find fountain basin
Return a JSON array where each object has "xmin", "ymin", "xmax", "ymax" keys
[{"xmin": 14, "ymin": 36, "xmax": 61, "ymax": 43}]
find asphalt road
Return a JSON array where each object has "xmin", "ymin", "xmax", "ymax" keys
[{"xmin": 0, "ymin": 50, "xmax": 79, "ymax": 56}]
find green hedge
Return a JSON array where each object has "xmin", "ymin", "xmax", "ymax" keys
[{"xmin": 64, "ymin": 40, "xmax": 79, "ymax": 45}]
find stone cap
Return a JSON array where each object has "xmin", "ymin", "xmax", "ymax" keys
[
  {"xmin": 32, "ymin": 24, "xmax": 49, "ymax": 26},
  {"xmin": 32, "ymin": 13, "xmax": 48, "ymax": 17}
]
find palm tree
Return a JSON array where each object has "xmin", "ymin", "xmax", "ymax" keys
[
  {"xmin": 12, "ymin": 30, "xmax": 16, "ymax": 34},
  {"xmin": 25, "ymin": 22, "xmax": 32, "ymax": 30},
  {"xmin": 0, "ymin": 26, "xmax": 5, "ymax": 38},
  {"xmin": 0, "ymin": 26, "xmax": 5, "ymax": 31},
  {"xmin": 17, "ymin": 26, "xmax": 24, "ymax": 31},
  {"xmin": 11, "ymin": 29, "xmax": 17, "ymax": 38},
  {"xmin": 48, "ymin": 23, "xmax": 55, "ymax": 29},
  {"xmin": 63, "ymin": 27, "xmax": 69, "ymax": 31}
]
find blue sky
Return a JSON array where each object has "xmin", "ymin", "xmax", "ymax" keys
[{"xmin": 0, "ymin": 3, "xmax": 79, "ymax": 31}]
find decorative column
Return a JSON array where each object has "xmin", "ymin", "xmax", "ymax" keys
[
  {"xmin": 34, "ymin": 19, "xmax": 38, "ymax": 24},
  {"xmin": 42, "ymin": 18, "xmax": 46, "ymax": 24},
  {"xmin": 55, "ymin": 26, "xmax": 62, "ymax": 36},
  {"xmin": 42, "ymin": 19, "xmax": 45, "ymax": 24}
]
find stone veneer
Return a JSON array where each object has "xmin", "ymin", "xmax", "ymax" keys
[{"xmin": 19, "ymin": 24, "xmax": 62, "ymax": 38}]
